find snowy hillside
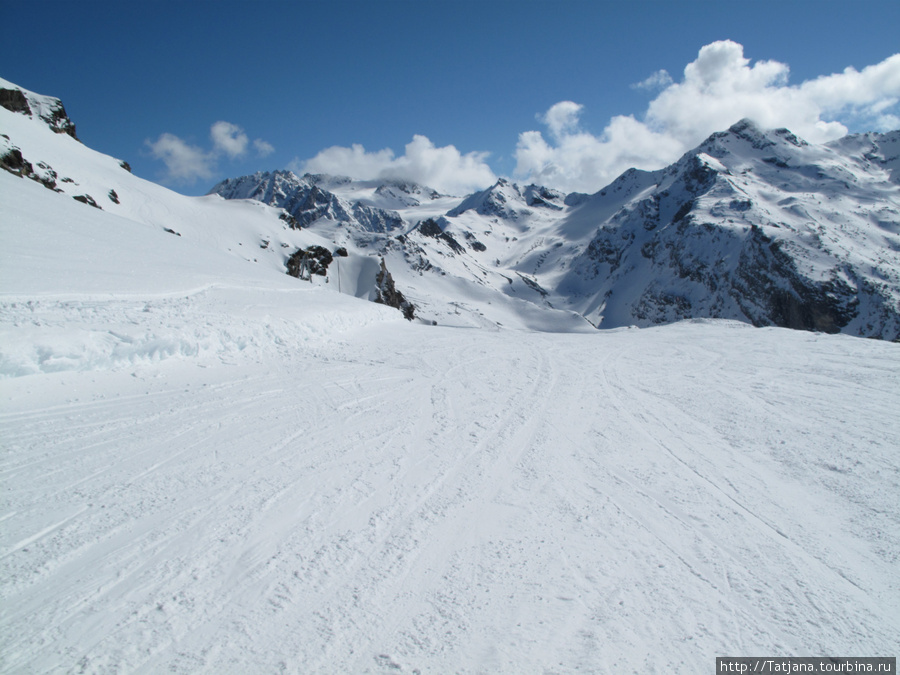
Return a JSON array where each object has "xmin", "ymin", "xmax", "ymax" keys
[{"xmin": 2, "ymin": 79, "xmax": 900, "ymax": 673}]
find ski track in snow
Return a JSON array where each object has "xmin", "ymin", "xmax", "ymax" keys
[{"xmin": 1, "ymin": 317, "xmax": 898, "ymax": 674}]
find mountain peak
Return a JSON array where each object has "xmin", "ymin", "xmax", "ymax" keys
[{"xmin": 447, "ymin": 179, "xmax": 530, "ymax": 219}]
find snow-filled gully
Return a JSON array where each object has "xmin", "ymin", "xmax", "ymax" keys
[{"xmin": 1, "ymin": 320, "xmax": 898, "ymax": 673}]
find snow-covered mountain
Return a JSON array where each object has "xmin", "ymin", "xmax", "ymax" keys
[
  {"xmin": 207, "ymin": 121, "xmax": 900, "ymax": 339},
  {"xmin": 209, "ymin": 170, "xmax": 456, "ymax": 234},
  {"xmin": 3, "ymin": 79, "xmax": 900, "ymax": 673},
  {"xmin": 557, "ymin": 120, "xmax": 900, "ymax": 338}
]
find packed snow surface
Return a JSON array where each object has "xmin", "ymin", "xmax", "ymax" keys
[
  {"xmin": 2, "ymin": 78, "xmax": 899, "ymax": 673},
  {"xmin": 3, "ymin": 298, "xmax": 899, "ymax": 672}
]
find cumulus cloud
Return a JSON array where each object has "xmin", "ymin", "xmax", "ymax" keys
[
  {"xmin": 294, "ymin": 134, "xmax": 497, "ymax": 195},
  {"xmin": 145, "ymin": 133, "xmax": 215, "ymax": 183},
  {"xmin": 540, "ymin": 101, "xmax": 584, "ymax": 140},
  {"xmin": 515, "ymin": 40, "xmax": 900, "ymax": 193},
  {"xmin": 146, "ymin": 122, "xmax": 274, "ymax": 184},
  {"xmin": 210, "ymin": 121, "xmax": 249, "ymax": 158},
  {"xmin": 253, "ymin": 138, "xmax": 275, "ymax": 157}
]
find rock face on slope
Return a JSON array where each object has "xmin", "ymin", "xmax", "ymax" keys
[{"xmin": 374, "ymin": 258, "xmax": 415, "ymax": 320}]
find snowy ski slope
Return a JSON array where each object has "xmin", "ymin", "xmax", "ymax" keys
[{"xmin": 3, "ymin": 314, "xmax": 899, "ymax": 672}]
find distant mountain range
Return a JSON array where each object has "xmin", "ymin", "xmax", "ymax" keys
[{"xmin": 4, "ymin": 76, "xmax": 899, "ymax": 339}]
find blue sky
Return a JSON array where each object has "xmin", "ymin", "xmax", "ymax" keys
[{"xmin": 3, "ymin": 0, "xmax": 899, "ymax": 195}]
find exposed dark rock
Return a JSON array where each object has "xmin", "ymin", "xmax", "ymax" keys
[
  {"xmin": 286, "ymin": 245, "xmax": 333, "ymax": 278},
  {"xmin": 0, "ymin": 88, "xmax": 31, "ymax": 115},
  {"xmin": 733, "ymin": 228, "xmax": 858, "ymax": 333},
  {"xmin": 119, "ymin": 160, "xmax": 132, "ymax": 173},
  {"xmin": 292, "ymin": 185, "xmax": 354, "ymax": 227},
  {"xmin": 1, "ymin": 148, "xmax": 33, "ymax": 177},
  {"xmin": 672, "ymin": 200, "xmax": 693, "ymax": 223},
  {"xmin": 108, "ymin": 189, "xmax": 120, "ymax": 204},
  {"xmin": 333, "ymin": 247, "xmax": 349, "ymax": 257},
  {"xmin": 524, "ymin": 185, "xmax": 565, "ymax": 210},
  {"xmin": 73, "ymin": 194, "xmax": 101, "ymax": 209},
  {"xmin": 417, "ymin": 218, "xmax": 443, "ymax": 237},
  {"xmin": 1, "ymin": 87, "xmax": 78, "ymax": 138},
  {"xmin": 681, "ymin": 155, "xmax": 718, "ymax": 193},
  {"xmin": 375, "ymin": 258, "xmax": 415, "ymax": 320},
  {"xmin": 45, "ymin": 101, "xmax": 78, "ymax": 139},
  {"xmin": 279, "ymin": 210, "xmax": 300, "ymax": 229},
  {"xmin": 164, "ymin": 228, "xmax": 182, "ymax": 236},
  {"xmin": 416, "ymin": 218, "xmax": 464, "ymax": 253}
]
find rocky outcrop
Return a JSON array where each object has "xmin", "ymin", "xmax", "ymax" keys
[
  {"xmin": 0, "ymin": 86, "xmax": 78, "ymax": 139},
  {"xmin": 448, "ymin": 178, "xmax": 533, "ymax": 220},
  {"xmin": 1, "ymin": 147, "xmax": 32, "ymax": 177},
  {"xmin": 1, "ymin": 147, "xmax": 65, "ymax": 190},
  {"xmin": 73, "ymin": 194, "xmax": 101, "ymax": 209},
  {"xmin": 286, "ymin": 246, "xmax": 333, "ymax": 278},
  {"xmin": 375, "ymin": 258, "xmax": 415, "ymax": 320},
  {"xmin": 0, "ymin": 88, "xmax": 31, "ymax": 115},
  {"xmin": 415, "ymin": 218, "xmax": 464, "ymax": 253}
]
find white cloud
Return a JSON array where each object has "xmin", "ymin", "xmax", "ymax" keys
[
  {"xmin": 631, "ymin": 69, "xmax": 673, "ymax": 91},
  {"xmin": 515, "ymin": 41, "xmax": 900, "ymax": 193},
  {"xmin": 253, "ymin": 138, "xmax": 275, "ymax": 157},
  {"xmin": 210, "ymin": 121, "xmax": 248, "ymax": 158},
  {"xmin": 145, "ymin": 133, "xmax": 215, "ymax": 183},
  {"xmin": 294, "ymin": 134, "xmax": 497, "ymax": 195},
  {"xmin": 147, "ymin": 122, "xmax": 275, "ymax": 184},
  {"xmin": 540, "ymin": 101, "xmax": 584, "ymax": 140}
]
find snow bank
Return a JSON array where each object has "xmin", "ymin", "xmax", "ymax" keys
[{"xmin": 0, "ymin": 287, "xmax": 399, "ymax": 377}]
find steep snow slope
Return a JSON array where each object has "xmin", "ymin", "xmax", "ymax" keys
[{"xmin": 2, "ymin": 78, "xmax": 899, "ymax": 674}]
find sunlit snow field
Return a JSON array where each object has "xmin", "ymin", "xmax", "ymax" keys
[{"xmin": 2, "ymin": 287, "xmax": 899, "ymax": 672}]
